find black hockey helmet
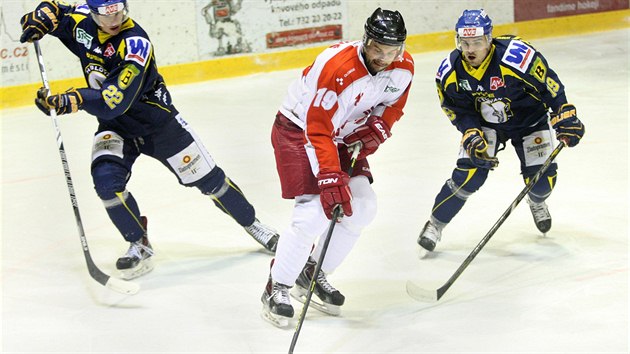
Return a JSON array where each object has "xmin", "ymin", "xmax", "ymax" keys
[{"xmin": 364, "ymin": 8, "xmax": 407, "ymax": 46}]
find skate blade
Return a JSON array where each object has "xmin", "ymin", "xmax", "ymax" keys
[
  {"xmin": 417, "ymin": 247, "xmax": 430, "ymax": 259},
  {"xmin": 290, "ymin": 287, "xmax": 341, "ymax": 316},
  {"xmin": 119, "ymin": 258, "xmax": 154, "ymax": 280},
  {"xmin": 260, "ymin": 306, "xmax": 291, "ymax": 328}
]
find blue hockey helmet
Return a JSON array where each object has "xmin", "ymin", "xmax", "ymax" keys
[
  {"xmin": 454, "ymin": 9, "xmax": 493, "ymax": 51},
  {"xmin": 86, "ymin": 0, "xmax": 128, "ymax": 28},
  {"xmin": 364, "ymin": 8, "xmax": 407, "ymax": 46},
  {"xmin": 455, "ymin": 9, "xmax": 493, "ymax": 39},
  {"xmin": 87, "ymin": 0, "xmax": 127, "ymax": 15}
]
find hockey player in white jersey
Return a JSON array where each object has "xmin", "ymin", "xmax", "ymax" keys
[{"xmin": 261, "ymin": 8, "xmax": 415, "ymax": 327}]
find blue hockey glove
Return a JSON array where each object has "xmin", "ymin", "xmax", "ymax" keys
[
  {"xmin": 35, "ymin": 87, "xmax": 83, "ymax": 116},
  {"xmin": 551, "ymin": 104, "xmax": 584, "ymax": 147},
  {"xmin": 461, "ymin": 128, "xmax": 499, "ymax": 170},
  {"xmin": 19, "ymin": 1, "xmax": 60, "ymax": 43}
]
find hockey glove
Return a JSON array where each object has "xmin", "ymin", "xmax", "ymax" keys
[
  {"xmin": 343, "ymin": 116, "xmax": 391, "ymax": 159},
  {"xmin": 35, "ymin": 87, "xmax": 83, "ymax": 116},
  {"xmin": 551, "ymin": 104, "xmax": 584, "ymax": 147},
  {"xmin": 461, "ymin": 128, "xmax": 499, "ymax": 170},
  {"xmin": 19, "ymin": 1, "xmax": 60, "ymax": 43},
  {"xmin": 317, "ymin": 171, "xmax": 352, "ymax": 220}
]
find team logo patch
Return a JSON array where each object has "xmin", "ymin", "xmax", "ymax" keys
[
  {"xmin": 529, "ymin": 57, "xmax": 547, "ymax": 83},
  {"xmin": 104, "ymin": 43, "xmax": 116, "ymax": 58},
  {"xmin": 74, "ymin": 3, "xmax": 90, "ymax": 14},
  {"xmin": 458, "ymin": 79, "xmax": 472, "ymax": 91},
  {"xmin": 490, "ymin": 76, "xmax": 504, "ymax": 90},
  {"xmin": 118, "ymin": 64, "xmax": 140, "ymax": 90},
  {"xmin": 436, "ymin": 56, "xmax": 451, "ymax": 81},
  {"xmin": 84, "ymin": 63, "xmax": 108, "ymax": 88},
  {"xmin": 502, "ymin": 39, "xmax": 536, "ymax": 73},
  {"xmin": 124, "ymin": 36, "xmax": 151, "ymax": 67},
  {"xmin": 76, "ymin": 28, "xmax": 93, "ymax": 49}
]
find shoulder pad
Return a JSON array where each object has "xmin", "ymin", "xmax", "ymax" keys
[{"xmin": 500, "ymin": 38, "xmax": 537, "ymax": 74}]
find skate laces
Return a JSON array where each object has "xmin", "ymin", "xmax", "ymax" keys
[
  {"xmin": 316, "ymin": 271, "xmax": 338, "ymax": 294},
  {"xmin": 125, "ymin": 240, "xmax": 154, "ymax": 260},
  {"xmin": 270, "ymin": 283, "xmax": 291, "ymax": 305},
  {"xmin": 529, "ymin": 200, "xmax": 550, "ymax": 220},
  {"xmin": 245, "ymin": 219, "xmax": 277, "ymax": 244},
  {"xmin": 422, "ymin": 221, "xmax": 442, "ymax": 242}
]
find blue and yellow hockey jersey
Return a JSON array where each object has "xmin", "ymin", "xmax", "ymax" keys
[
  {"xmin": 48, "ymin": 2, "xmax": 177, "ymax": 138},
  {"xmin": 436, "ymin": 35, "xmax": 568, "ymax": 136}
]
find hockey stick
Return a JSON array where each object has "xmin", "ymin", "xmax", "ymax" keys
[
  {"xmin": 288, "ymin": 144, "xmax": 361, "ymax": 354},
  {"xmin": 407, "ymin": 141, "xmax": 565, "ymax": 302},
  {"xmin": 33, "ymin": 41, "xmax": 139, "ymax": 295}
]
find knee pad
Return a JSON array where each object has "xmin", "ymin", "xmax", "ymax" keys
[
  {"xmin": 449, "ymin": 164, "xmax": 489, "ymax": 198},
  {"xmin": 344, "ymin": 176, "xmax": 377, "ymax": 231},
  {"xmin": 196, "ymin": 166, "xmax": 226, "ymax": 196},
  {"xmin": 524, "ymin": 163, "xmax": 558, "ymax": 202},
  {"xmin": 92, "ymin": 161, "xmax": 129, "ymax": 200}
]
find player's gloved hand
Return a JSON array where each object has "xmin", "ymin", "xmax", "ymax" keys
[
  {"xmin": 35, "ymin": 87, "xmax": 83, "ymax": 116},
  {"xmin": 551, "ymin": 104, "xmax": 584, "ymax": 147},
  {"xmin": 343, "ymin": 116, "xmax": 391, "ymax": 159},
  {"xmin": 19, "ymin": 1, "xmax": 60, "ymax": 43},
  {"xmin": 461, "ymin": 128, "xmax": 499, "ymax": 170},
  {"xmin": 317, "ymin": 171, "xmax": 352, "ymax": 220}
]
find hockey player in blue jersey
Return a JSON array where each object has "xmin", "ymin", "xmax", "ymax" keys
[
  {"xmin": 417, "ymin": 9, "xmax": 585, "ymax": 253},
  {"xmin": 20, "ymin": 0, "xmax": 279, "ymax": 279}
]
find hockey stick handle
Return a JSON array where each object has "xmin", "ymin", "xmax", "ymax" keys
[
  {"xmin": 33, "ymin": 41, "xmax": 88, "ymax": 254},
  {"xmin": 435, "ymin": 141, "xmax": 565, "ymax": 300},
  {"xmin": 288, "ymin": 143, "xmax": 361, "ymax": 354},
  {"xmin": 33, "ymin": 41, "xmax": 139, "ymax": 294}
]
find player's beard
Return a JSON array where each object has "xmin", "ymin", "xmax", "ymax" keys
[{"xmin": 366, "ymin": 58, "xmax": 390, "ymax": 74}]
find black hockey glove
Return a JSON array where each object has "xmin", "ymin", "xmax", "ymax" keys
[
  {"xmin": 551, "ymin": 104, "xmax": 584, "ymax": 147},
  {"xmin": 461, "ymin": 128, "xmax": 499, "ymax": 170},
  {"xmin": 35, "ymin": 87, "xmax": 83, "ymax": 116},
  {"xmin": 19, "ymin": 1, "xmax": 60, "ymax": 43}
]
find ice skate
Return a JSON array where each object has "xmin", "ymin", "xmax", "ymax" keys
[
  {"xmin": 261, "ymin": 277, "xmax": 294, "ymax": 328},
  {"xmin": 291, "ymin": 258, "xmax": 345, "ymax": 316},
  {"xmin": 244, "ymin": 218, "xmax": 279, "ymax": 253},
  {"xmin": 417, "ymin": 219, "xmax": 443, "ymax": 253},
  {"xmin": 116, "ymin": 216, "xmax": 154, "ymax": 280},
  {"xmin": 527, "ymin": 198, "xmax": 552, "ymax": 234}
]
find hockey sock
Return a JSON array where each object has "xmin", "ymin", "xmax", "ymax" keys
[
  {"xmin": 431, "ymin": 181, "xmax": 467, "ymax": 224},
  {"xmin": 525, "ymin": 172, "xmax": 556, "ymax": 203},
  {"xmin": 103, "ymin": 190, "xmax": 145, "ymax": 242},
  {"xmin": 209, "ymin": 177, "xmax": 256, "ymax": 227}
]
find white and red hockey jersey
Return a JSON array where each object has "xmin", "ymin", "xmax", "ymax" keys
[{"xmin": 279, "ymin": 40, "xmax": 414, "ymax": 175}]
